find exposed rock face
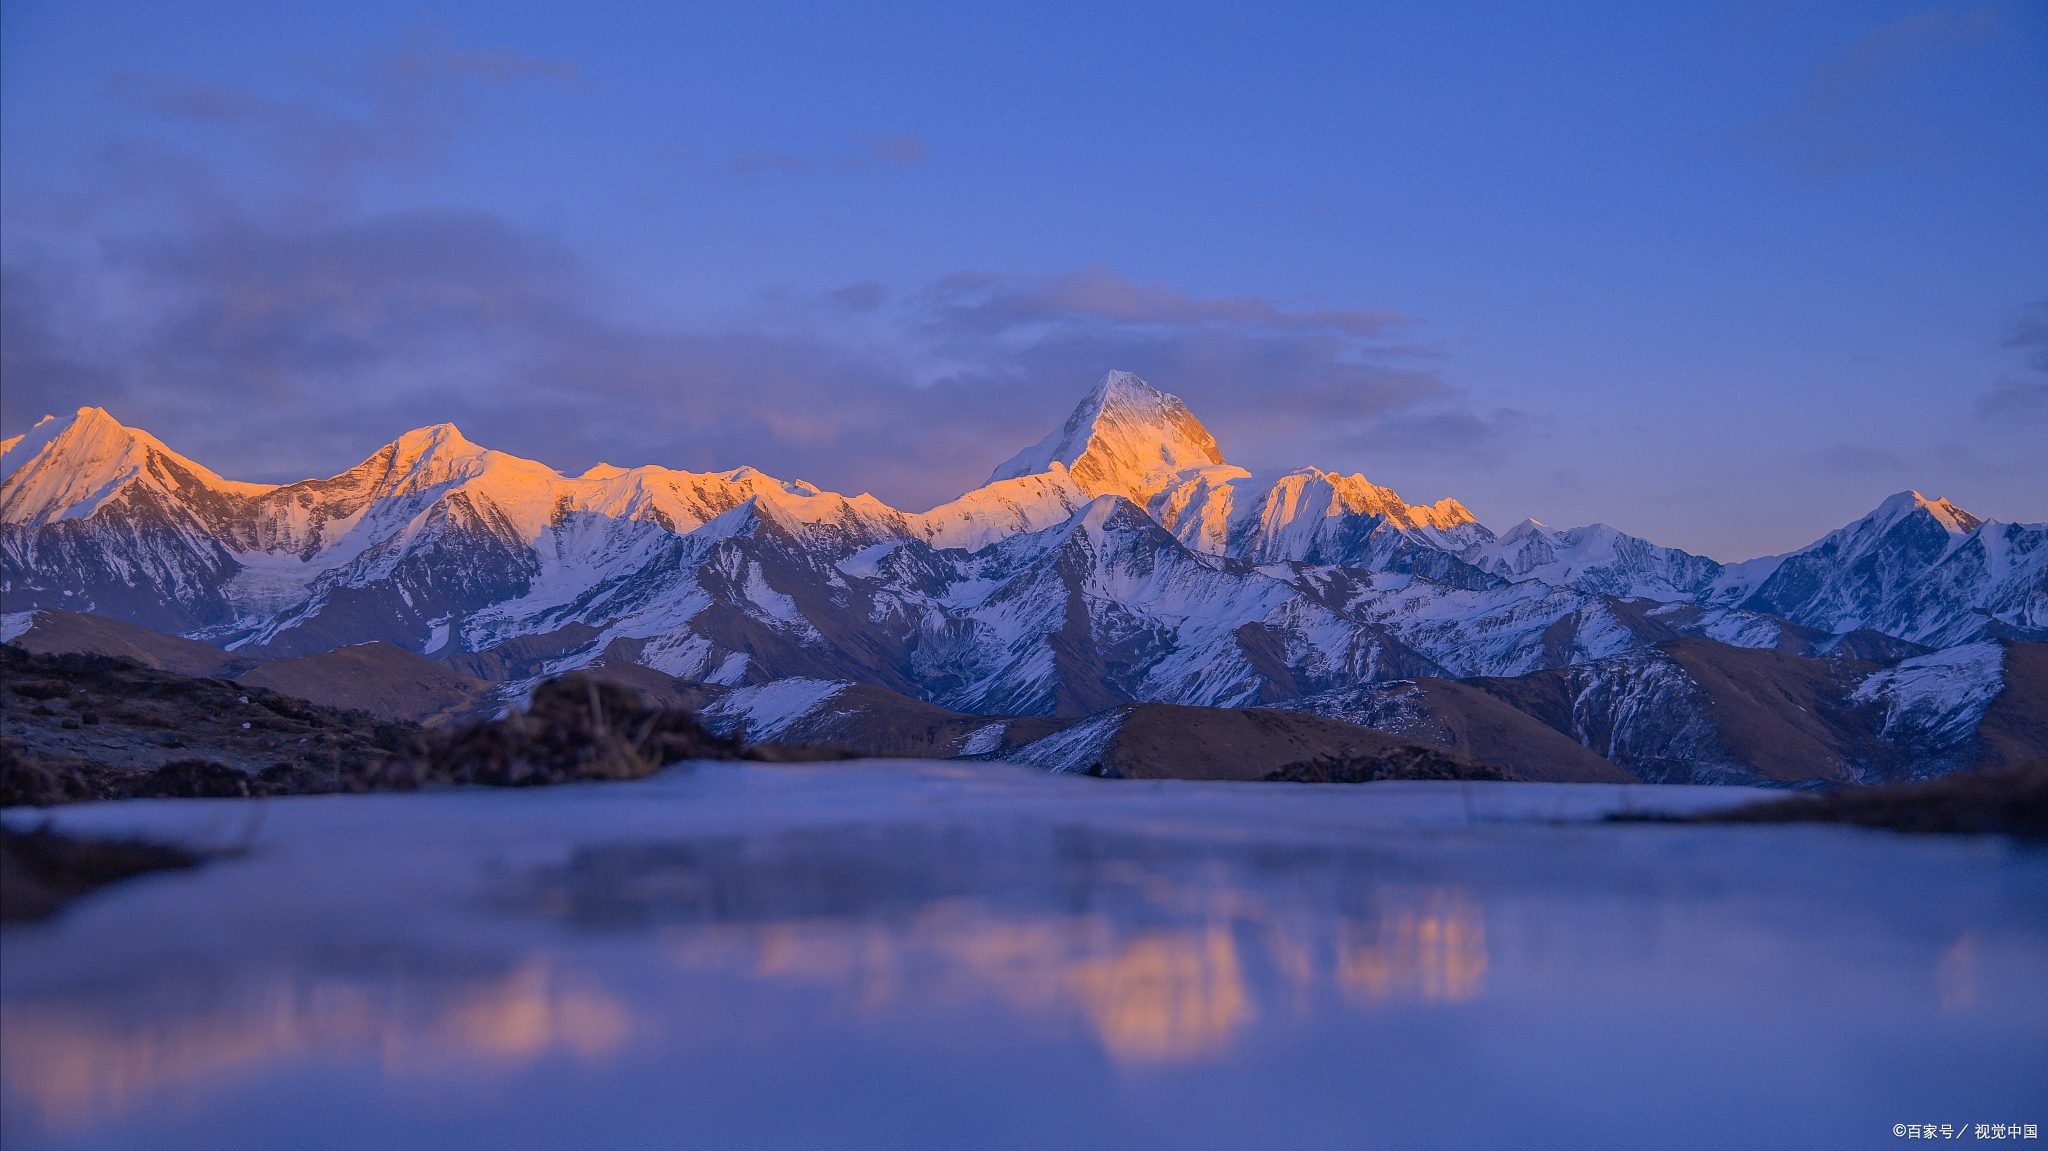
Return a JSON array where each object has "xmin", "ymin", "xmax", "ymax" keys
[
  {"xmin": 1288, "ymin": 639, "xmax": 2044, "ymax": 786},
  {"xmin": 0, "ymin": 648, "xmax": 755, "ymax": 805},
  {"xmin": 5, "ymin": 372, "xmax": 2045, "ymax": 783},
  {"xmin": 1706, "ymin": 492, "xmax": 2047, "ymax": 646}
]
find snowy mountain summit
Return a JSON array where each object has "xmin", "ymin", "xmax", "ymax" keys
[
  {"xmin": 4, "ymin": 371, "xmax": 2044, "ymax": 761},
  {"xmin": 988, "ymin": 370, "xmax": 1224, "ymax": 503}
]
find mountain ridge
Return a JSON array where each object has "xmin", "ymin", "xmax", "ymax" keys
[{"xmin": 5, "ymin": 372, "xmax": 2044, "ymax": 778}]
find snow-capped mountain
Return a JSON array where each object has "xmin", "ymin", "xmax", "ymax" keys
[
  {"xmin": 1149, "ymin": 465, "xmax": 1494, "ymax": 585},
  {"xmin": 985, "ymin": 369, "xmax": 1223, "ymax": 503},
  {"xmin": 1705, "ymin": 491, "xmax": 2047, "ymax": 646},
  {"xmin": 4, "ymin": 371, "xmax": 2043, "ymax": 734},
  {"xmin": 1287, "ymin": 635, "xmax": 2034, "ymax": 786},
  {"xmin": 1449, "ymin": 495, "xmax": 2044, "ymax": 649},
  {"xmin": 1463, "ymin": 519, "xmax": 1722, "ymax": 601}
]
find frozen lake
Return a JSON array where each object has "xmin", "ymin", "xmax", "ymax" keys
[{"xmin": 4, "ymin": 761, "xmax": 2045, "ymax": 1150}]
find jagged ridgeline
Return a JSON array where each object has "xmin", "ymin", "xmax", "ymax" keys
[{"xmin": 4, "ymin": 371, "xmax": 2045, "ymax": 784}]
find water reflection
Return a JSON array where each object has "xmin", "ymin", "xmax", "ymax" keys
[
  {"xmin": 2, "ymin": 822, "xmax": 1488, "ymax": 1133},
  {"xmin": 1069, "ymin": 926, "xmax": 1249, "ymax": 1060},
  {"xmin": 2, "ymin": 957, "xmax": 630, "ymax": 1133},
  {"xmin": 1338, "ymin": 893, "xmax": 1487, "ymax": 1005},
  {"xmin": 555, "ymin": 824, "xmax": 1486, "ymax": 1063},
  {"xmin": 1937, "ymin": 933, "xmax": 1980, "ymax": 1013}
]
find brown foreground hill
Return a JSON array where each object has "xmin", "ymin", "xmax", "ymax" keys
[
  {"xmin": 1033, "ymin": 702, "xmax": 1580, "ymax": 782},
  {"xmin": 17, "ymin": 605, "xmax": 2035, "ymax": 788},
  {"xmin": 0, "ymin": 646, "xmax": 782, "ymax": 806},
  {"xmin": 4, "ymin": 610, "xmax": 1527, "ymax": 782}
]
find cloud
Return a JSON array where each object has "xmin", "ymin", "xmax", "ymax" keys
[
  {"xmin": 1, "ymin": 202, "xmax": 1479, "ymax": 506},
  {"xmin": 1977, "ymin": 297, "xmax": 2048, "ymax": 421},
  {"xmin": 922, "ymin": 265, "xmax": 1405, "ymax": 338},
  {"xmin": 3, "ymin": 32, "xmax": 1489, "ymax": 508},
  {"xmin": 1742, "ymin": 7, "xmax": 1999, "ymax": 176},
  {"xmin": 1342, "ymin": 407, "xmax": 1538, "ymax": 461},
  {"xmin": 97, "ymin": 32, "xmax": 583, "ymax": 216},
  {"xmin": 726, "ymin": 133, "xmax": 929, "ymax": 176},
  {"xmin": 1806, "ymin": 442, "xmax": 1906, "ymax": 472},
  {"xmin": 825, "ymin": 281, "xmax": 890, "ymax": 312},
  {"xmin": 2003, "ymin": 297, "xmax": 2048, "ymax": 373},
  {"xmin": 899, "ymin": 266, "xmax": 1496, "ymax": 474}
]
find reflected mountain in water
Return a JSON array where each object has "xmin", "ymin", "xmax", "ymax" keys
[
  {"xmin": 542, "ymin": 826, "xmax": 1492, "ymax": 1062},
  {"xmin": 2, "ymin": 765, "xmax": 2043, "ymax": 1151},
  {"xmin": 6, "ymin": 823, "xmax": 1492, "ymax": 1132}
]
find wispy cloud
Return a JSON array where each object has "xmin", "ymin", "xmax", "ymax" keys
[
  {"xmin": 2, "ymin": 32, "xmax": 1505, "ymax": 507},
  {"xmin": 726, "ymin": 133, "xmax": 929, "ymax": 176},
  {"xmin": 1805, "ymin": 442, "xmax": 1906, "ymax": 473},
  {"xmin": 96, "ymin": 32, "xmax": 583, "ymax": 217},
  {"xmin": 2002, "ymin": 297, "xmax": 2048, "ymax": 373},
  {"xmin": 921, "ymin": 265, "xmax": 1405, "ymax": 338},
  {"xmin": 1741, "ymin": 7, "xmax": 1999, "ymax": 176},
  {"xmin": 1, "ymin": 199, "xmax": 1489, "ymax": 506},
  {"xmin": 1977, "ymin": 297, "xmax": 2048, "ymax": 421}
]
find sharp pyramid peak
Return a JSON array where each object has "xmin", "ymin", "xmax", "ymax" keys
[
  {"xmin": 985, "ymin": 370, "xmax": 1225, "ymax": 503},
  {"xmin": 1093, "ymin": 368, "xmax": 1161, "ymax": 404},
  {"xmin": 337, "ymin": 422, "xmax": 517, "ymax": 501}
]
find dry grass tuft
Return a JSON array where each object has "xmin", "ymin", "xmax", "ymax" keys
[
  {"xmin": 1699, "ymin": 760, "xmax": 2048, "ymax": 837},
  {"xmin": 368, "ymin": 675, "xmax": 748, "ymax": 788},
  {"xmin": 1265, "ymin": 746, "xmax": 1523, "ymax": 783}
]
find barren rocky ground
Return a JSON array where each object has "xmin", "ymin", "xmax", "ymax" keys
[{"xmin": 2, "ymin": 645, "xmax": 421, "ymax": 804}]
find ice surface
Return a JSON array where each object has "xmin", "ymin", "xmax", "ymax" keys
[{"xmin": 3, "ymin": 763, "xmax": 2043, "ymax": 1151}]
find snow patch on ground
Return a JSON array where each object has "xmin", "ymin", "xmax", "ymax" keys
[
  {"xmin": 742, "ymin": 562, "xmax": 801, "ymax": 622},
  {"xmin": 1851, "ymin": 641, "xmax": 2005, "ymax": 747},
  {"xmin": 835, "ymin": 541, "xmax": 903, "ymax": 578},
  {"xmin": 1, "ymin": 611, "xmax": 39, "ymax": 643},
  {"xmin": 698, "ymin": 678, "xmax": 849, "ymax": 742},
  {"xmin": 707, "ymin": 651, "xmax": 753, "ymax": 686},
  {"xmin": 1002, "ymin": 709, "xmax": 1129, "ymax": 774},
  {"xmin": 954, "ymin": 722, "xmax": 1008, "ymax": 757}
]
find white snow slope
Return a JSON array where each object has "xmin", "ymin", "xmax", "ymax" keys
[{"xmin": 5, "ymin": 373, "xmax": 2043, "ymax": 722}]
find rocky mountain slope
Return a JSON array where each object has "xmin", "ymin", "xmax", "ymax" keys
[
  {"xmin": 10, "ymin": 603, "xmax": 2040, "ymax": 787},
  {"xmin": 6, "ymin": 370, "xmax": 2044, "ymax": 782}
]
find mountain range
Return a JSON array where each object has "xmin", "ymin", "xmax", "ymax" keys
[{"xmin": 5, "ymin": 371, "xmax": 2045, "ymax": 784}]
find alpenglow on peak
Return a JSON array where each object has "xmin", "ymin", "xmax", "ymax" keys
[{"xmin": 986, "ymin": 370, "xmax": 1226, "ymax": 504}]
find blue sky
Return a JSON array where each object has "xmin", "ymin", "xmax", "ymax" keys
[{"xmin": 3, "ymin": 0, "xmax": 2043, "ymax": 558}]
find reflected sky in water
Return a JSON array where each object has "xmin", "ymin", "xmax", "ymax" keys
[{"xmin": 4, "ymin": 763, "xmax": 2045, "ymax": 1150}]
